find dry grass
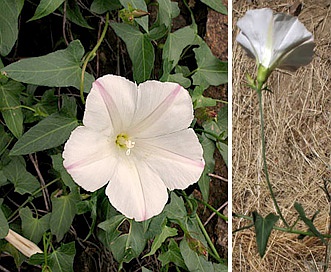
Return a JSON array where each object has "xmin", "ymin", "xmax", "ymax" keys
[{"xmin": 232, "ymin": 0, "xmax": 331, "ymax": 271}]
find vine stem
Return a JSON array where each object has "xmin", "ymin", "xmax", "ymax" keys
[
  {"xmin": 80, "ymin": 13, "xmax": 109, "ymax": 104},
  {"xmin": 256, "ymin": 88, "xmax": 289, "ymax": 228}
]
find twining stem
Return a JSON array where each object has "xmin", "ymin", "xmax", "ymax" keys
[
  {"xmin": 80, "ymin": 13, "xmax": 109, "ymax": 104},
  {"xmin": 256, "ymin": 88, "xmax": 289, "ymax": 228}
]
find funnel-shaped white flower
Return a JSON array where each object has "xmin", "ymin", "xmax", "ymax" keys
[
  {"xmin": 63, "ymin": 75, "xmax": 205, "ymax": 221},
  {"xmin": 5, "ymin": 229, "xmax": 43, "ymax": 257},
  {"xmin": 236, "ymin": 8, "xmax": 314, "ymax": 74}
]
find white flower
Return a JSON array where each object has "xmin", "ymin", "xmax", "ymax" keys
[
  {"xmin": 5, "ymin": 229, "xmax": 43, "ymax": 257},
  {"xmin": 63, "ymin": 75, "xmax": 205, "ymax": 221},
  {"xmin": 236, "ymin": 8, "xmax": 314, "ymax": 81}
]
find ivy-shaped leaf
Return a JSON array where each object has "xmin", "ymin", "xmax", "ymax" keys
[
  {"xmin": 20, "ymin": 207, "xmax": 51, "ymax": 244},
  {"xmin": 48, "ymin": 242, "xmax": 76, "ymax": 272},
  {"xmin": 158, "ymin": 238, "xmax": 187, "ymax": 269},
  {"xmin": 1, "ymin": 40, "xmax": 94, "ymax": 93},
  {"xmin": 192, "ymin": 41, "xmax": 228, "ymax": 88},
  {"xmin": 3, "ymin": 156, "xmax": 40, "ymax": 195},
  {"xmin": 253, "ymin": 211, "xmax": 279, "ymax": 257}
]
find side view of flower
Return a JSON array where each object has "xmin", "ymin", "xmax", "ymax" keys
[
  {"xmin": 63, "ymin": 75, "xmax": 205, "ymax": 222},
  {"xmin": 236, "ymin": 8, "xmax": 314, "ymax": 87}
]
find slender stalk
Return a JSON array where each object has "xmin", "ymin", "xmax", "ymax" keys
[
  {"xmin": 80, "ymin": 13, "xmax": 109, "ymax": 104},
  {"xmin": 256, "ymin": 88, "xmax": 289, "ymax": 228},
  {"xmin": 194, "ymin": 213, "xmax": 222, "ymax": 262},
  {"xmin": 195, "ymin": 198, "xmax": 228, "ymax": 221}
]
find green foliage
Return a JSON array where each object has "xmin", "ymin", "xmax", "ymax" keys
[
  {"xmin": 0, "ymin": 0, "xmax": 24, "ymax": 56},
  {"xmin": 1, "ymin": 40, "xmax": 94, "ymax": 93},
  {"xmin": 0, "ymin": 0, "xmax": 228, "ymax": 270},
  {"xmin": 252, "ymin": 211, "xmax": 279, "ymax": 257},
  {"xmin": 20, "ymin": 207, "xmax": 50, "ymax": 244}
]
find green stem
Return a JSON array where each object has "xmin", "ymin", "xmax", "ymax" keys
[
  {"xmin": 256, "ymin": 88, "xmax": 289, "ymax": 228},
  {"xmin": 194, "ymin": 213, "xmax": 222, "ymax": 262},
  {"xmin": 195, "ymin": 198, "xmax": 228, "ymax": 221},
  {"xmin": 80, "ymin": 13, "xmax": 109, "ymax": 104}
]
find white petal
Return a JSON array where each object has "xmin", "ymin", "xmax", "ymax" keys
[
  {"xmin": 63, "ymin": 126, "xmax": 118, "ymax": 191},
  {"xmin": 129, "ymin": 81, "xmax": 193, "ymax": 138},
  {"xmin": 83, "ymin": 75, "xmax": 138, "ymax": 133},
  {"xmin": 135, "ymin": 129, "xmax": 205, "ymax": 190},
  {"xmin": 106, "ymin": 155, "xmax": 168, "ymax": 221},
  {"xmin": 278, "ymin": 41, "xmax": 315, "ymax": 70},
  {"xmin": 270, "ymin": 12, "xmax": 314, "ymax": 69},
  {"xmin": 236, "ymin": 8, "xmax": 274, "ymax": 65}
]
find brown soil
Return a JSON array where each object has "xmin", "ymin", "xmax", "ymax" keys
[{"xmin": 233, "ymin": 0, "xmax": 331, "ymax": 271}]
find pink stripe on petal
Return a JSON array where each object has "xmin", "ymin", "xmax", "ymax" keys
[
  {"xmin": 93, "ymin": 80, "xmax": 122, "ymax": 130},
  {"xmin": 132, "ymin": 84, "xmax": 182, "ymax": 131}
]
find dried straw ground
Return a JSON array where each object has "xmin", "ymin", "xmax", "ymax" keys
[{"xmin": 232, "ymin": 0, "xmax": 331, "ymax": 271}]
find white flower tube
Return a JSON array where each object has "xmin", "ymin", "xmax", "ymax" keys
[
  {"xmin": 5, "ymin": 229, "xmax": 42, "ymax": 257},
  {"xmin": 63, "ymin": 75, "xmax": 205, "ymax": 222},
  {"xmin": 236, "ymin": 8, "xmax": 314, "ymax": 87}
]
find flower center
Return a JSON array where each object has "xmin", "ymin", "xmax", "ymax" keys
[{"xmin": 115, "ymin": 133, "xmax": 135, "ymax": 156}]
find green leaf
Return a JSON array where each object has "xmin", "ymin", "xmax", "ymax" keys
[
  {"xmin": 200, "ymin": 0, "xmax": 227, "ymax": 15},
  {"xmin": 97, "ymin": 215, "xmax": 126, "ymax": 246},
  {"xmin": 48, "ymin": 242, "xmax": 75, "ymax": 272},
  {"xmin": 19, "ymin": 207, "xmax": 50, "ymax": 244},
  {"xmin": 0, "ymin": 125, "xmax": 13, "ymax": 156},
  {"xmin": 50, "ymin": 191, "xmax": 79, "ymax": 241},
  {"xmin": 217, "ymin": 105, "xmax": 228, "ymax": 138},
  {"xmin": 110, "ymin": 220, "xmax": 146, "ymax": 264},
  {"xmin": 253, "ymin": 211, "xmax": 279, "ymax": 257},
  {"xmin": 3, "ymin": 156, "xmax": 40, "ymax": 195},
  {"xmin": 157, "ymin": 0, "xmax": 179, "ymax": 28},
  {"xmin": 144, "ymin": 225, "xmax": 177, "ymax": 257},
  {"xmin": 64, "ymin": 0, "xmax": 93, "ymax": 29},
  {"xmin": 192, "ymin": 86, "xmax": 217, "ymax": 109},
  {"xmin": 192, "ymin": 41, "xmax": 228, "ymax": 88},
  {"xmin": 1, "ymin": 40, "xmax": 94, "ymax": 93},
  {"xmin": 180, "ymin": 238, "xmax": 213, "ymax": 271},
  {"xmin": 90, "ymin": 0, "xmax": 122, "ymax": 14},
  {"xmin": 162, "ymin": 26, "xmax": 196, "ymax": 70},
  {"xmin": 167, "ymin": 73, "xmax": 191, "ymax": 88},
  {"xmin": 213, "ymin": 262, "xmax": 228, "ymax": 271},
  {"xmin": 119, "ymin": 0, "xmax": 149, "ymax": 33},
  {"xmin": 29, "ymin": 0, "xmax": 65, "ymax": 21},
  {"xmin": 0, "ymin": 171, "xmax": 8, "ymax": 187},
  {"xmin": 158, "ymin": 238, "xmax": 187, "ymax": 269},
  {"xmin": 51, "ymin": 154, "xmax": 76, "ymax": 189},
  {"xmin": 0, "ymin": 80, "xmax": 25, "ymax": 138},
  {"xmin": 164, "ymin": 192, "xmax": 187, "ymax": 222},
  {"xmin": 0, "ymin": 199, "xmax": 9, "ymax": 238},
  {"xmin": 10, "ymin": 113, "xmax": 78, "ymax": 156},
  {"xmin": 198, "ymin": 134, "xmax": 215, "ymax": 202},
  {"xmin": 111, "ymin": 23, "xmax": 154, "ymax": 83},
  {"xmin": 216, "ymin": 141, "xmax": 228, "ymax": 167},
  {"xmin": 0, "ymin": 0, "xmax": 23, "ymax": 56},
  {"xmin": 294, "ymin": 202, "xmax": 327, "ymax": 245}
]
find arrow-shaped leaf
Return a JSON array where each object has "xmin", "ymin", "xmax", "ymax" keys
[{"xmin": 253, "ymin": 211, "xmax": 279, "ymax": 257}]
